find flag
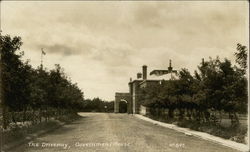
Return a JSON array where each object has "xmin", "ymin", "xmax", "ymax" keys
[{"xmin": 41, "ymin": 48, "xmax": 46, "ymax": 55}]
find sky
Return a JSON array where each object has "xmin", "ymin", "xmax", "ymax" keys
[{"xmin": 1, "ymin": 1, "xmax": 249, "ymax": 101}]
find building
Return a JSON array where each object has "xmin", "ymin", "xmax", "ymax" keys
[
  {"xmin": 114, "ymin": 61, "xmax": 177, "ymax": 114},
  {"xmin": 114, "ymin": 92, "xmax": 130, "ymax": 113},
  {"xmin": 114, "ymin": 65, "xmax": 162, "ymax": 114}
]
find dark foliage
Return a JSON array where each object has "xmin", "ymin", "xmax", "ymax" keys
[
  {"xmin": 140, "ymin": 43, "xmax": 248, "ymax": 126},
  {"xmin": 1, "ymin": 35, "xmax": 84, "ymax": 129},
  {"xmin": 81, "ymin": 98, "xmax": 114, "ymax": 112}
]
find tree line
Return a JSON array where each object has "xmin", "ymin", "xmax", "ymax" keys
[
  {"xmin": 139, "ymin": 43, "xmax": 247, "ymax": 126},
  {"xmin": 0, "ymin": 35, "xmax": 85, "ymax": 129},
  {"xmin": 81, "ymin": 98, "xmax": 114, "ymax": 112}
]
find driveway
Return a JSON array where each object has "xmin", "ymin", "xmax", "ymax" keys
[{"xmin": 11, "ymin": 113, "xmax": 239, "ymax": 152}]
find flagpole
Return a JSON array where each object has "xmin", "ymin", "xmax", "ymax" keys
[
  {"xmin": 41, "ymin": 48, "xmax": 43, "ymax": 68},
  {"xmin": 41, "ymin": 48, "xmax": 45, "ymax": 69}
]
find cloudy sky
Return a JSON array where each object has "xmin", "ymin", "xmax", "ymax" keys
[{"xmin": 1, "ymin": 1, "xmax": 249, "ymax": 101}]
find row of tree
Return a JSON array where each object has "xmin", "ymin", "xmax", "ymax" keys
[
  {"xmin": 1, "ymin": 35, "xmax": 85, "ymax": 129},
  {"xmin": 139, "ymin": 44, "xmax": 247, "ymax": 126},
  {"xmin": 81, "ymin": 98, "xmax": 114, "ymax": 112}
]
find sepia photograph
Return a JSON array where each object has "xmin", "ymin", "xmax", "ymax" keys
[{"xmin": 0, "ymin": 1, "xmax": 249, "ymax": 152}]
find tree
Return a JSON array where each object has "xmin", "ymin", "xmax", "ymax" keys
[
  {"xmin": 0, "ymin": 34, "xmax": 85, "ymax": 128},
  {"xmin": 235, "ymin": 43, "xmax": 247, "ymax": 73},
  {"xmin": 1, "ymin": 35, "xmax": 24, "ymax": 110},
  {"xmin": 1, "ymin": 35, "xmax": 24, "ymax": 128}
]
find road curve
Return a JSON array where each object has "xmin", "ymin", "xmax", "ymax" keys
[{"xmin": 12, "ymin": 113, "xmax": 239, "ymax": 152}]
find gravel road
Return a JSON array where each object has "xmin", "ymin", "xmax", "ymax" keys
[{"xmin": 11, "ymin": 113, "xmax": 239, "ymax": 152}]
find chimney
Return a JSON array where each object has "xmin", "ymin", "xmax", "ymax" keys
[
  {"xmin": 137, "ymin": 73, "xmax": 142, "ymax": 79},
  {"xmin": 142, "ymin": 65, "xmax": 147, "ymax": 80},
  {"xmin": 168, "ymin": 59, "xmax": 173, "ymax": 71},
  {"xmin": 202, "ymin": 58, "xmax": 205, "ymax": 66}
]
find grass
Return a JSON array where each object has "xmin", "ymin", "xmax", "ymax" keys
[
  {"xmin": 177, "ymin": 119, "xmax": 247, "ymax": 144},
  {"xmin": 146, "ymin": 114, "xmax": 247, "ymax": 144},
  {"xmin": 2, "ymin": 120, "xmax": 60, "ymax": 144},
  {"xmin": 2, "ymin": 112, "xmax": 82, "ymax": 146}
]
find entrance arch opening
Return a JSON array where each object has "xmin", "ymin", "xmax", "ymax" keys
[
  {"xmin": 119, "ymin": 99, "xmax": 128, "ymax": 113},
  {"xmin": 114, "ymin": 93, "xmax": 131, "ymax": 113}
]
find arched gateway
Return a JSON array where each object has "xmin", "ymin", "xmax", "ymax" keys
[{"xmin": 114, "ymin": 93, "xmax": 131, "ymax": 113}]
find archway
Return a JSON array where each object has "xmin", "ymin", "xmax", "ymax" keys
[
  {"xmin": 114, "ymin": 93, "xmax": 131, "ymax": 113},
  {"xmin": 119, "ymin": 99, "xmax": 128, "ymax": 113}
]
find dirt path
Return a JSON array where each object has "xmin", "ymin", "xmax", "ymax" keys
[{"xmin": 11, "ymin": 113, "xmax": 239, "ymax": 152}]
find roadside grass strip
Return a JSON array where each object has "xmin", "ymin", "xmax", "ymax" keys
[{"xmin": 134, "ymin": 114, "xmax": 249, "ymax": 152}]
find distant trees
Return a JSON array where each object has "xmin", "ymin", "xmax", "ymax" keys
[
  {"xmin": 140, "ymin": 43, "xmax": 248, "ymax": 126},
  {"xmin": 82, "ymin": 98, "xmax": 114, "ymax": 112},
  {"xmin": 1, "ymin": 35, "xmax": 85, "ymax": 129}
]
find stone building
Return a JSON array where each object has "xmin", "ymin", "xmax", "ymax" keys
[
  {"xmin": 114, "ymin": 65, "xmax": 161, "ymax": 114},
  {"xmin": 115, "ymin": 61, "xmax": 177, "ymax": 114}
]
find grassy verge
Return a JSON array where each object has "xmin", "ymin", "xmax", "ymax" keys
[
  {"xmin": 176, "ymin": 119, "xmax": 247, "ymax": 144},
  {"xmin": 146, "ymin": 114, "xmax": 247, "ymax": 144},
  {"xmin": 2, "ymin": 112, "xmax": 81, "ymax": 148}
]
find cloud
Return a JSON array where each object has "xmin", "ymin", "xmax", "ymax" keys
[
  {"xmin": 1, "ymin": 1, "xmax": 248, "ymax": 100},
  {"xmin": 37, "ymin": 44, "xmax": 77, "ymax": 56}
]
